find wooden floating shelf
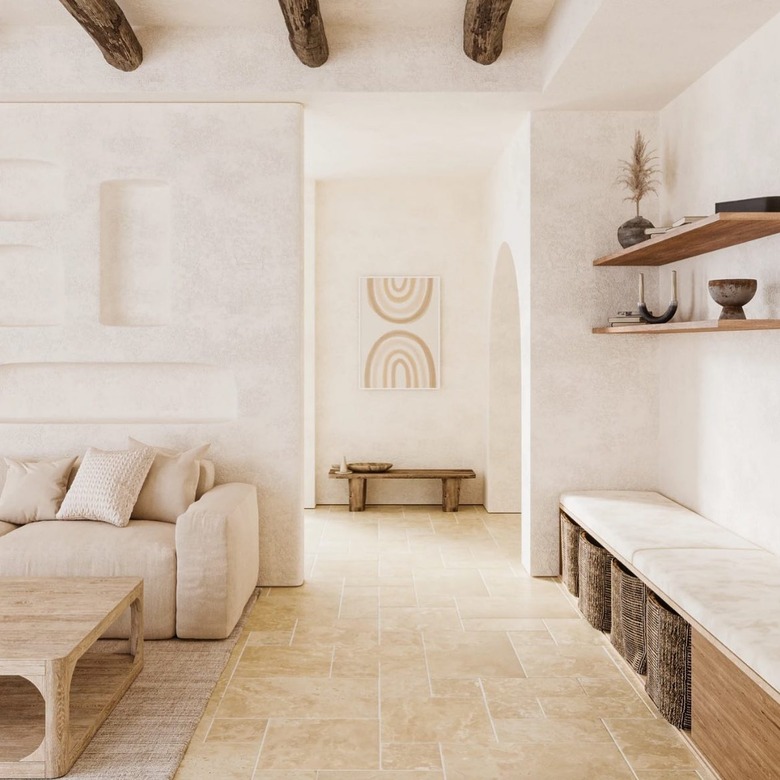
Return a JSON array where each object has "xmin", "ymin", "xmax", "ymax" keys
[
  {"xmin": 593, "ymin": 319, "xmax": 780, "ymax": 335},
  {"xmin": 594, "ymin": 213, "xmax": 780, "ymax": 267}
]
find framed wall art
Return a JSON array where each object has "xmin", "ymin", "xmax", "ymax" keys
[{"xmin": 359, "ymin": 275, "xmax": 440, "ymax": 390}]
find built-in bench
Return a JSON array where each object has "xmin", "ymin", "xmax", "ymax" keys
[{"xmin": 560, "ymin": 490, "xmax": 780, "ymax": 780}]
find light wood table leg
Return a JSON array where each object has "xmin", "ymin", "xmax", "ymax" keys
[
  {"xmin": 349, "ymin": 477, "xmax": 367, "ymax": 511},
  {"xmin": 442, "ymin": 478, "xmax": 462, "ymax": 512},
  {"xmin": 43, "ymin": 658, "xmax": 73, "ymax": 778}
]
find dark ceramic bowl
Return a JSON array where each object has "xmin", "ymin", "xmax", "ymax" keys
[{"xmin": 708, "ymin": 279, "xmax": 757, "ymax": 319}]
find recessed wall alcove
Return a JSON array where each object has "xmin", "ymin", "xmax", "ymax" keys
[
  {"xmin": 0, "ymin": 363, "xmax": 237, "ymax": 423},
  {"xmin": 100, "ymin": 180, "xmax": 172, "ymax": 326},
  {"xmin": 0, "ymin": 245, "xmax": 63, "ymax": 325},
  {"xmin": 0, "ymin": 159, "xmax": 63, "ymax": 221}
]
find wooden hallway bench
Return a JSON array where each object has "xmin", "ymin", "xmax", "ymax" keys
[{"xmin": 328, "ymin": 468, "xmax": 476, "ymax": 512}]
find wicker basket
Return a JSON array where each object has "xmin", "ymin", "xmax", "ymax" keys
[
  {"xmin": 610, "ymin": 559, "xmax": 647, "ymax": 674},
  {"xmin": 645, "ymin": 591, "xmax": 692, "ymax": 729},
  {"xmin": 560, "ymin": 511, "xmax": 580, "ymax": 596},
  {"xmin": 577, "ymin": 531, "xmax": 612, "ymax": 631}
]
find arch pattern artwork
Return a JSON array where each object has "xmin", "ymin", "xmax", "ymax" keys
[
  {"xmin": 360, "ymin": 276, "xmax": 440, "ymax": 390},
  {"xmin": 367, "ymin": 276, "xmax": 434, "ymax": 324}
]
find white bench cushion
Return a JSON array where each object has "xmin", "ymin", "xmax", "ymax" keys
[
  {"xmin": 633, "ymin": 547, "xmax": 780, "ymax": 694},
  {"xmin": 0, "ymin": 519, "xmax": 176, "ymax": 639},
  {"xmin": 0, "ymin": 521, "xmax": 15, "ymax": 538},
  {"xmin": 559, "ymin": 490, "xmax": 759, "ymax": 563}
]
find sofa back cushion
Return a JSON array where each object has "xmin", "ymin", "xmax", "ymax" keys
[
  {"xmin": 0, "ymin": 456, "xmax": 76, "ymax": 525},
  {"xmin": 129, "ymin": 439, "xmax": 210, "ymax": 523}
]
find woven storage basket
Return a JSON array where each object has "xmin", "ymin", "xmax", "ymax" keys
[
  {"xmin": 645, "ymin": 591, "xmax": 692, "ymax": 729},
  {"xmin": 560, "ymin": 511, "xmax": 580, "ymax": 597},
  {"xmin": 610, "ymin": 559, "xmax": 647, "ymax": 674},
  {"xmin": 577, "ymin": 531, "xmax": 612, "ymax": 631}
]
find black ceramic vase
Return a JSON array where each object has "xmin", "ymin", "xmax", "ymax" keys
[{"xmin": 617, "ymin": 216, "xmax": 654, "ymax": 248}]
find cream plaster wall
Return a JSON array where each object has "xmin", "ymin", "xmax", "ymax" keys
[
  {"xmin": 315, "ymin": 178, "xmax": 489, "ymax": 506},
  {"xmin": 657, "ymin": 12, "xmax": 780, "ymax": 555},
  {"xmin": 0, "ymin": 103, "xmax": 304, "ymax": 585},
  {"xmin": 488, "ymin": 113, "xmax": 661, "ymax": 575}
]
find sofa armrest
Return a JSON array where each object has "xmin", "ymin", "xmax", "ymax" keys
[{"xmin": 175, "ymin": 483, "xmax": 259, "ymax": 639}]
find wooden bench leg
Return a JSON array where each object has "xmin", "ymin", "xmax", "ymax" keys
[
  {"xmin": 349, "ymin": 477, "xmax": 367, "ymax": 512},
  {"xmin": 442, "ymin": 478, "xmax": 461, "ymax": 512}
]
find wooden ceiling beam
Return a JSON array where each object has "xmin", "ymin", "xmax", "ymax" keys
[
  {"xmin": 57, "ymin": 0, "xmax": 142, "ymax": 71},
  {"xmin": 464, "ymin": 0, "xmax": 514, "ymax": 65},
  {"xmin": 277, "ymin": 0, "xmax": 329, "ymax": 68}
]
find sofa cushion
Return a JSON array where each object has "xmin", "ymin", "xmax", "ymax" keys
[
  {"xmin": 129, "ymin": 440, "xmax": 209, "ymax": 523},
  {"xmin": 632, "ymin": 547, "xmax": 780, "ymax": 695},
  {"xmin": 0, "ymin": 456, "xmax": 76, "ymax": 525},
  {"xmin": 57, "ymin": 446, "xmax": 155, "ymax": 527},
  {"xmin": 0, "ymin": 521, "xmax": 16, "ymax": 538},
  {"xmin": 559, "ymin": 490, "xmax": 759, "ymax": 563},
  {"xmin": 0, "ymin": 519, "xmax": 176, "ymax": 639}
]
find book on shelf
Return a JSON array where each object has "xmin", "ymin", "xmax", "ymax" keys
[
  {"xmin": 672, "ymin": 215, "xmax": 707, "ymax": 227},
  {"xmin": 610, "ymin": 320, "xmax": 645, "ymax": 327},
  {"xmin": 645, "ymin": 227, "xmax": 673, "ymax": 236},
  {"xmin": 609, "ymin": 317, "xmax": 644, "ymax": 324}
]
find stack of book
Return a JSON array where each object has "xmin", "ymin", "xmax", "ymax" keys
[
  {"xmin": 609, "ymin": 310, "xmax": 644, "ymax": 327},
  {"xmin": 645, "ymin": 215, "xmax": 708, "ymax": 237}
]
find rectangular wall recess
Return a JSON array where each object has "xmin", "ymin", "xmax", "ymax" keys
[
  {"xmin": 0, "ymin": 363, "xmax": 236, "ymax": 423},
  {"xmin": 0, "ymin": 160, "xmax": 64, "ymax": 220},
  {"xmin": 100, "ymin": 180, "xmax": 172, "ymax": 326}
]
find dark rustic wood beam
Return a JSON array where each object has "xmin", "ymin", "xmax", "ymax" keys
[
  {"xmin": 277, "ymin": 0, "xmax": 329, "ymax": 68},
  {"xmin": 464, "ymin": 0, "xmax": 514, "ymax": 65},
  {"xmin": 57, "ymin": 0, "xmax": 143, "ymax": 72}
]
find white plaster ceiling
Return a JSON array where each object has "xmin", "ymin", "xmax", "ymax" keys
[
  {"xmin": 0, "ymin": 0, "xmax": 557, "ymax": 28},
  {"xmin": 303, "ymin": 93, "xmax": 527, "ymax": 179}
]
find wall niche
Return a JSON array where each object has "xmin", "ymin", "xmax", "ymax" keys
[{"xmin": 100, "ymin": 180, "xmax": 172, "ymax": 326}]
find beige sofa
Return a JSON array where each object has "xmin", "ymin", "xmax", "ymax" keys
[{"xmin": 0, "ymin": 481, "xmax": 259, "ymax": 640}]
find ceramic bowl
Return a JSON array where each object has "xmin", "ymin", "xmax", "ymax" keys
[
  {"xmin": 708, "ymin": 279, "xmax": 757, "ymax": 320},
  {"xmin": 347, "ymin": 462, "xmax": 393, "ymax": 473}
]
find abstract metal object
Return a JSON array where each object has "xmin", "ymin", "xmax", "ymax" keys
[{"xmin": 638, "ymin": 270, "xmax": 678, "ymax": 324}]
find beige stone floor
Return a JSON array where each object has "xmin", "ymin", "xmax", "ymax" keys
[{"xmin": 175, "ymin": 505, "xmax": 716, "ymax": 780}]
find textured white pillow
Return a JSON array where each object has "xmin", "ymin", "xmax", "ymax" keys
[
  {"xmin": 56, "ymin": 447, "xmax": 155, "ymax": 527},
  {"xmin": 128, "ymin": 439, "xmax": 210, "ymax": 523},
  {"xmin": 0, "ymin": 456, "xmax": 76, "ymax": 525}
]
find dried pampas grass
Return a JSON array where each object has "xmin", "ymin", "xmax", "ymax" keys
[{"xmin": 617, "ymin": 130, "xmax": 660, "ymax": 216}]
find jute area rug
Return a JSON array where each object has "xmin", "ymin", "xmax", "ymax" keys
[{"xmin": 65, "ymin": 589, "xmax": 258, "ymax": 780}]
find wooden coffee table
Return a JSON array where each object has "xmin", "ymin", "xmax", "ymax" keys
[{"xmin": 0, "ymin": 577, "xmax": 143, "ymax": 779}]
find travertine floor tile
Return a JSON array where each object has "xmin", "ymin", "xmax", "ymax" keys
[
  {"xmin": 319, "ymin": 773, "xmax": 443, "ymax": 780},
  {"xmin": 231, "ymin": 645, "xmax": 334, "ymax": 678},
  {"xmin": 381, "ymin": 742, "xmax": 442, "ymax": 771},
  {"xmin": 539, "ymin": 693, "xmax": 654, "ymax": 719},
  {"xmin": 605, "ymin": 718, "xmax": 703, "ymax": 772},
  {"xmin": 440, "ymin": 741, "xmax": 635, "ymax": 779},
  {"xmin": 543, "ymin": 617, "xmax": 610, "ymax": 645},
  {"xmin": 493, "ymin": 716, "xmax": 613, "ymax": 743},
  {"xmin": 205, "ymin": 718, "xmax": 268, "ymax": 743},
  {"xmin": 175, "ymin": 742, "xmax": 260, "ymax": 779},
  {"xmin": 456, "ymin": 596, "xmax": 578, "ymax": 619},
  {"xmin": 380, "ymin": 606, "xmax": 462, "ymax": 632},
  {"xmin": 381, "ymin": 696, "xmax": 496, "ymax": 743},
  {"xmin": 217, "ymin": 677, "xmax": 378, "ymax": 719},
  {"xmin": 634, "ymin": 772, "xmax": 704, "ymax": 780},
  {"xmin": 514, "ymin": 645, "xmax": 623, "ymax": 678},
  {"xmin": 257, "ymin": 719, "xmax": 380, "ymax": 770},
  {"xmin": 423, "ymin": 630, "xmax": 526, "ymax": 678}
]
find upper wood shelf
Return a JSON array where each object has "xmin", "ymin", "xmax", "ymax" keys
[
  {"xmin": 593, "ymin": 213, "xmax": 780, "ymax": 267},
  {"xmin": 593, "ymin": 319, "xmax": 780, "ymax": 335}
]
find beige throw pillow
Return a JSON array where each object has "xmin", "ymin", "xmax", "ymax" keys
[
  {"xmin": 129, "ymin": 439, "xmax": 210, "ymax": 523},
  {"xmin": 0, "ymin": 456, "xmax": 76, "ymax": 525},
  {"xmin": 56, "ymin": 447, "xmax": 155, "ymax": 527}
]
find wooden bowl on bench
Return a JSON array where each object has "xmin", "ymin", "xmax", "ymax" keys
[{"xmin": 347, "ymin": 462, "xmax": 393, "ymax": 473}]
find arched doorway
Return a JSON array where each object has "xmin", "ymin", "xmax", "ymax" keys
[{"xmin": 486, "ymin": 244, "xmax": 521, "ymax": 512}]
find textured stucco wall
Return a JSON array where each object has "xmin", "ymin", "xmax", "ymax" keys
[
  {"xmin": 315, "ymin": 177, "xmax": 489, "ymax": 506},
  {"xmin": 0, "ymin": 102, "xmax": 304, "ymax": 585},
  {"xmin": 524, "ymin": 111, "xmax": 661, "ymax": 575},
  {"xmin": 658, "ymin": 13, "xmax": 780, "ymax": 554}
]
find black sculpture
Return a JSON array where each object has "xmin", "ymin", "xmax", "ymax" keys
[{"xmin": 638, "ymin": 270, "xmax": 678, "ymax": 324}]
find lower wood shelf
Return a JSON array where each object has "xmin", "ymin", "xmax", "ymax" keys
[{"xmin": 593, "ymin": 319, "xmax": 780, "ymax": 335}]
